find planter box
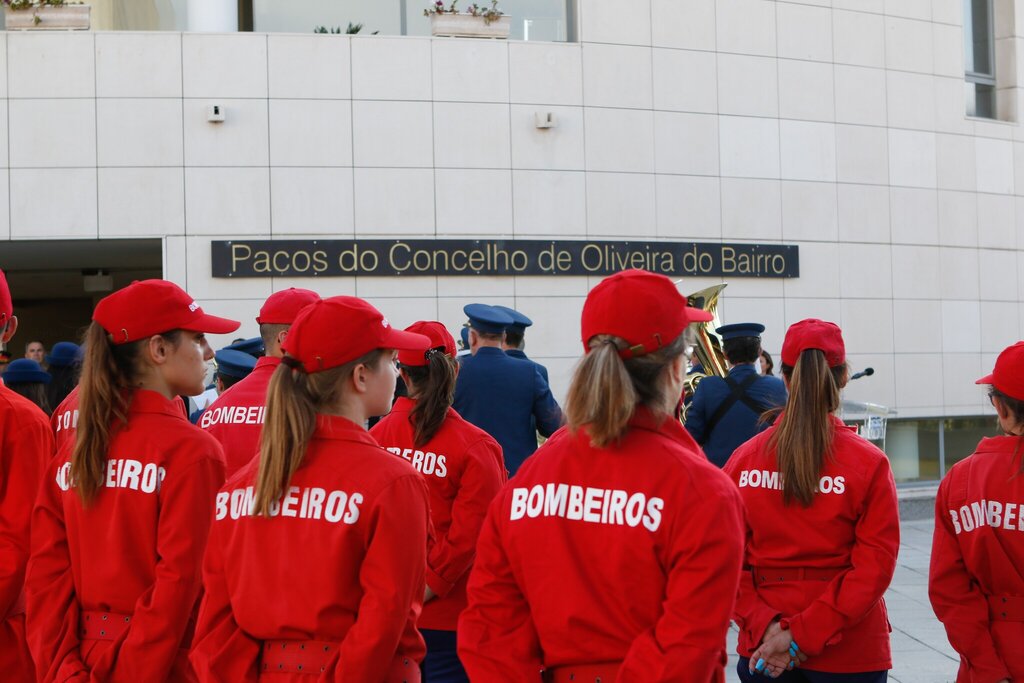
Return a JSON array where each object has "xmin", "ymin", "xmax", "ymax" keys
[
  {"xmin": 4, "ymin": 4, "xmax": 90, "ymax": 30},
  {"xmin": 430, "ymin": 13, "xmax": 510, "ymax": 39}
]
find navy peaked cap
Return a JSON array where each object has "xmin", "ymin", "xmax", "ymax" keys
[
  {"xmin": 463, "ymin": 304, "xmax": 514, "ymax": 334},
  {"xmin": 716, "ymin": 322, "xmax": 766, "ymax": 341}
]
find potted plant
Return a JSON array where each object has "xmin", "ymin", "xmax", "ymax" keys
[
  {"xmin": 424, "ymin": 0, "xmax": 510, "ymax": 39},
  {"xmin": 3, "ymin": 0, "xmax": 91, "ymax": 30}
]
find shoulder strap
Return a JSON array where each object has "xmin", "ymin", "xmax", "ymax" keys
[{"xmin": 703, "ymin": 373, "xmax": 766, "ymax": 436}]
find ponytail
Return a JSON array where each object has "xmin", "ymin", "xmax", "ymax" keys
[
  {"xmin": 253, "ymin": 349, "xmax": 386, "ymax": 516},
  {"xmin": 72, "ymin": 323, "xmax": 180, "ymax": 505},
  {"xmin": 772, "ymin": 349, "xmax": 847, "ymax": 506},
  {"xmin": 565, "ymin": 333, "xmax": 687, "ymax": 448},
  {"xmin": 402, "ymin": 350, "xmax": 458, "ymax": 447}
]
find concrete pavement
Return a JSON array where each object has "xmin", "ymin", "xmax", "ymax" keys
[{"xmin": 727, "ymin": 518, "xmax": 961, "ymax": 682}]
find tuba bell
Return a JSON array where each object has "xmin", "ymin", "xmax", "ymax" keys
[{"xmin": 679, "ymin": 283, "xmax": 729, "ymax": 423}]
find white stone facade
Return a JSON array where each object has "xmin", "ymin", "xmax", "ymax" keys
[{"xmin": 0, "ymin": 0, "xmax": 1021, "ymax": 421}]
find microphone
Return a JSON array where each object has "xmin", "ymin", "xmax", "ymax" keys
[{"xmin": 850, "ymin": 367, "xmax": 874, "ymax": 381}]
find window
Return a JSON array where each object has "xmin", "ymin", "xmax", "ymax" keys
[
  {"xmin": 964, "ymin": 0, "xmax": 996, "ymax": 118},
  {"xmin": 245, "ymin": 0, "xmax": 577, "ymax": 41}
]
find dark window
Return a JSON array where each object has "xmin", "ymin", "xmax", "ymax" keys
[{"xmin": 964, "ymin": 0, "xmax": 996, "ymax": 118}]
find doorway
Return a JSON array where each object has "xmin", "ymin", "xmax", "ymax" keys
[{"xmin": 0, "ymin": 239, "xmax": 162, "ymax": 357}]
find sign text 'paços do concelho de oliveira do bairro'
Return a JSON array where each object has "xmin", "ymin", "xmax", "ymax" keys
[{"xmin": 212, "ymin": 240, "xmax": 799, "ymax": 279}]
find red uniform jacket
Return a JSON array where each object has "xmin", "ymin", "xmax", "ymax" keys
[
  {"xmin": 458, "ymin": 407, "xmax": 745, "ymax": 682},
  {"xmin": 370, "ymin": 398, "xmax": 506, "ymax": 630},
  {"xmin": 723, "ymin": 416, "xmax": 899, "ymax": 673},
  {"xmin": 26, "ymin": 389, "xmax": 226, "ymax": 683},
  {"xmin": 929, "ymin": 435, "xmax": 1024, "ymax": 683},
  {"xmin": 190, "ymin": 414, "xmax": 431, "ymax": 682},
  {"xmin": 200, "ymin": 357, "xmax": 278, "ymax": 478},
  {"xmin": 0, "ymin": 382, "xmax": 54, "ymax": 681},
  {"xmin": 50, "ymin": 385, "xmax": 79, "ymax": 454}
]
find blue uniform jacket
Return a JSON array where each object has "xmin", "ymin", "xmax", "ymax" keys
[
  {"xmin": 685, "ymin": 364, "xmax": 787, "ymax": 468},
  {"xmin": 453, "ymin": 346, "xmax": 562, "ymax": 475},
  {"xmin": 505, "ymin": 348, "xmax": 549, "ymax": 383}
]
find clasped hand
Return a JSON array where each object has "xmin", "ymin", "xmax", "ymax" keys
[{"xmin": 748, "ymin": 621, "xmax": 807, "ymax": 678}]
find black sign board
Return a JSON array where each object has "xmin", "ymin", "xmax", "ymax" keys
[{"xmin": 212, "ymin": 239, "xmax": 799, "ymax": 279}]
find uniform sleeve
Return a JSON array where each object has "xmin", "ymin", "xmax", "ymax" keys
[
  {"xmin": 788, "ymin": 457, "xmax": 900, "ymax": 656},
  {"xmin": 457, "ymin": 493, "xmax": 544, "ymax": 682},
  {"xmin": 683, "ymin": 382, "xmax": 709, "ymax": 444},
  {"xmin": 618, "ymin": 474, "xmax": 745, "ymax": 682},
  {"xmin": 928, "ymin": 477, "xmax": 1011, "ymax": 683},
  {"xmin": 425, "ymin": 439, "xmax": 505, "ymax": 598},
  {"xmin": 531, "ymin": 370, "xmax": 562, "ymax": 438},
  {"xmin": 721, "ymin": 455, "xmax": 780, "ymax": 651},
  {"xmin": 91, "ymin": 454, "xmax": 225, "ymax": 681},
  {"xmin": 26, "ymin": 456, "xmax": 89, "ymax": 683},
  {"xmin": 336, "ymin": 474, "xmax": 429, "ymax": 682},
  {"xmin": 0, "ymin": 407, "xmax": 52, "ymax": 618},
  {"xmin": 190, "ymin": 519, "xmax": 261, "ymax": 683}
]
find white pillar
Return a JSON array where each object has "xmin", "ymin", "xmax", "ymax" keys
[
  {"xmin": 886, "ymin": 422, "xmax": 921, "ymax": 481},
  {"xmin": 187, "ymin": 0, "xmax": 237, "ymax": 32}
]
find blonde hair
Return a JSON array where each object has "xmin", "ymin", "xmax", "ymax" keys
[
  {"xmin": 564, "ymin": 334, "xmax": 686, "ymax": 448},
  {"xmin": 253, "ymin": 349, "xmax": 386, "ymax": 516},
  {"xmin": 772, "ymin": 349, "xmax": 847, "ymax": 506}
]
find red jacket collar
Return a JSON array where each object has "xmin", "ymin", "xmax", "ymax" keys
[
  {"xmin": 313, "ymin": 413, "xmax": 378, "ymax": 446},
  {"xmin": 255, "ymin": 356, "xmax": 281, "ymax": 371},
  {"xmin": 390, "ymin": 397, "xmax": 415, "ymax": 414},
  {"xmin": 628, "ymin": 404, "xmax": 702, "ymax": 450},
  {"xmin": 128, "ymin": 389, "xmax": 190, "ymax": 420}
]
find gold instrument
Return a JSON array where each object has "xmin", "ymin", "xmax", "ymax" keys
[{"xmin": 679, "ymin": 283, "xmax": 728, "ymax": 423}]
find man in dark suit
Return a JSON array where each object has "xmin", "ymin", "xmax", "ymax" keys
[
  {"xmin": 453, "ymin": 303, "xmax": 562, "ymax": 476},
  {"xmin": 685, "ymin": 323, "xmax": 788, "ymax": 468},
  {"xmin": 495, "ymin": 305, "xmax": 549, "ymax": 383}
]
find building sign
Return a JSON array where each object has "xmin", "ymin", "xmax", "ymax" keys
[{"xmin": 212, "ymin": 239, "xmax": 799, "ymax": 278}]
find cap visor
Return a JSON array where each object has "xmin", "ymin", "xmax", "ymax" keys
[
  {"xmin": 685, "ymin": 306, "xmax": 715, "ymax": 323},
  {"xmin": 383, "ymin": 329, "xmax": 432, "ymax": 352},
  {"xmin": 181, "ymin": 313, "xmax": 241, "ymax": 335},
  {"xmin": 975, "ymin": 373, "xmax": 995, "ymax": 385}
]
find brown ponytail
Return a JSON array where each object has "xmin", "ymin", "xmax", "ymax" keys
[
  {"xmin": 253, "ymin": 349, "xmax": 386, "ymax": 516},
  {"xmin": 402, "ymin": 350, "xmax": 458, "ymax": 447},
  {"xmin": 772, "ymin": 349, "xmax": 847, "ymax": 506},
  {"xmin": 565, "ymin": 333, "xmax": 687, "ymax": 448},
  {"xmin": 72, "ymin": 323, "xmax": 181, "ymax": 505}
]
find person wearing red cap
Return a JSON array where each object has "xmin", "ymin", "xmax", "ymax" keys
[
  {"xmin": 190, "ymin": 296, "xmax": 433, "ymax": 682},
  {"xmin": 929, "ymin": 341, "xmax": 1024, "ymax": 683},
  {"xmin": 458, "ymin": 269, "xmax": 745, "ymax": 682},
  {"xmin": 723, "ymin": 318, "xmax": 899, "ymax": 681},
  {"xmin": 200, "ymin": 288, "xmax": 320, "ymax": 477},
  {"xmin": 25, "ymin": 279, "xmax": 240, "ymax": 682},
  {"xmin": 370, "ymin": 321, "xmax": 506, "ymax": 683},
  {"xmin": 0, "ymin": 268, "xmax": 55, "ymax": 682}
]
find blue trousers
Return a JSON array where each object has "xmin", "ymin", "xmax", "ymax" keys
[
  {"xmin": 737, "ymin": 658, "xmax": 887, "ymax": 683},
  {"xmin": 422, "ymin": 629, "xmax": 469, "ymax": 683}
]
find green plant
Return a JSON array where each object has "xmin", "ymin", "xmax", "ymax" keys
[
  {"xmin": 3, "ymin": 0, "xmax": 67, "ymax": 10},
  {"xmin": 424, "ymin": 0, "xmax": 504, "ymax": 25},
  {"xmin": 314, "ymin": 22, "xmax": 378, "ymax": 35}
]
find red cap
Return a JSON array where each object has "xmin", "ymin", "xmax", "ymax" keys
[
  {"xmin": 282, "ymin": 296, "xmax": 431, "ymax": 373},
  {"xmin": 0, "ymin": 268, "xmax": 11, "ymax": 326},
  {"xmin": 398, "ymin": 321, "xmax": 456, "ymax": 367},
  {"xmin": 256, "ymin": 288, "xmax": 321, "ymax": 325},
  {"xmin": 781, "ymin": 318, "xmax": 845, "ymax": 367},
  {"xmin": 93, "ymin": 280, "xmax": 241, "ymax": 345},
  {"xmin": 977, "ymin": 341, "xmax": 1024, "ymax": 401},
  {"xmin": 580, "ymin": 269, "xmax": 713, "ymax": 358}
]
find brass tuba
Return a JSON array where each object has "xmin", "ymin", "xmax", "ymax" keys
[{"xmin": 680, "ymin": 283, "xmax": 729, "ymax": 423}]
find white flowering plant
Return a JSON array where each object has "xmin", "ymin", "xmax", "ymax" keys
[{"xmin": 424, "ymin": 0, "xmax": 504, "ymax": 25}]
